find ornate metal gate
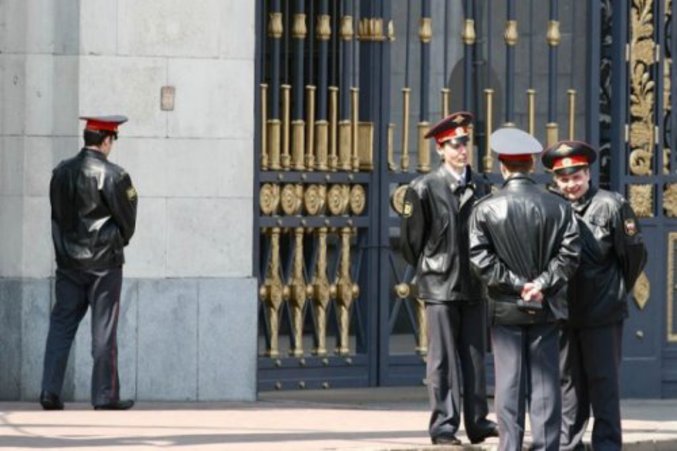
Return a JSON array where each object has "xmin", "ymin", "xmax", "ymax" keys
[
  {"xmin": 601, "ymin": 0, "xmax": 677, "ymax": 397},
  {"xmin": 254, "ymin": 0, "xmax": 674, "ymax": 396}
]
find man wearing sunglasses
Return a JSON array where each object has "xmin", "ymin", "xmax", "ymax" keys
[
  {"xmin": 400, "ymin": 112, "xmax": 498, "ymax": 446},
  {"xmin": 40, "ymin": 115, "xmax": 137, "ymax": 411}
]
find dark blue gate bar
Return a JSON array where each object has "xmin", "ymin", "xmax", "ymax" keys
[
  {"xmin": 546, "ymin": 0, "xmax": 559, "ymax": 146},
  {"xmin": 291, "ymin": 0, "xmax": 306, "ymax": 170},
  {"xmin": 505, "ymin": 0, "xmax": 517, "ymax": 125},
  {"xmin": 463, "ymin": 0, "xmax": 475, "ymax": 111}
]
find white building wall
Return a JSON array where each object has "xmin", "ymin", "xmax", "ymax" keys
[{"xmin": 0, "ymin": 0, "xmax": 257, "ymax": 401}]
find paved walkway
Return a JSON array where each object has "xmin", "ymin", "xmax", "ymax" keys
[{"xmin": 1, "ymin": 388, "xmax": 676, "ymax": 450}]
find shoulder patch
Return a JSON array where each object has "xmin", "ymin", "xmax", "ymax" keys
[
  {"xmin": 403, "ymin": 201, "xmax": 413, "ymax": 217},
  {"xmin": 624, "ymin": 218, "xmax": 637, "ymax": 236},
  {"xmin": 126, "ymin": 186, "xmax": 138, "ymax": 201}
]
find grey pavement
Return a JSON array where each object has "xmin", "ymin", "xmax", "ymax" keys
[{"xmin": 1, "ymin": 387, "xmax": 676, "ymax": 450}]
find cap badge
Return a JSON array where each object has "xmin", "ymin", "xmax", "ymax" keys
[
  {"xmin": 557, "ymin": 143, "xmax": 574, "ymax": 153},
  {"xmin": 452, "ymin": 115, "xmax": 465, "ymax": 124}
]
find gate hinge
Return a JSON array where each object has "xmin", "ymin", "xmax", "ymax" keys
[
  {"xmin": 625, "ymin": 43, "xmax": 630, "ymax": 62},
  {"xmin": 655, "ymin": 43, "xmax": 660, "ymax": 63},
  {"xmin": 624, "ymin": 124, "xmax": 629, "ymax": 143}
]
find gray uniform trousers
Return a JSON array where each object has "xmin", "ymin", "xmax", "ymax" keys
[
  {"xmin": 42, "ymin": 267, "xmax": 123, "ymax": 406},
  {"xmin": 492, "ymin": 322, "xmax": 561, "ymax": 451},
  {"xmin": 560, "ymin": 322, "xmax": 623, "ymax": 451},
  {"xmin": 425, "ymin": 301, "xmax": 490, "ymax": 440}
]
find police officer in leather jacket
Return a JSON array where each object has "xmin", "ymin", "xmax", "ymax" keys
[
  {"xmin": 400, "ymin": 112, "xmax": 498, "ymax": 446},
  {"xmin": 542, "ymin": 141, "xmax": 647, "ymax": 451},
  {"xmin": 469, "ymin": 128, "xmax": 581, "ymax": 451},
  {"xmin": 40, "ymin": 115, "xmax": 137, "ymax": 411}
]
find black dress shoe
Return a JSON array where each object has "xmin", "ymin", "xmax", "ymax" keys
[
  {"xmin": 468, "ymin": 419, "xmax": 499, "ymax": 444},
  {"xmin": 431, "ymin": 435, "xmax": 462, "ymax": 445},
  {"xmin": 94, "ymin": 399, "xmax": 135, "ymax": 410},
  {"xmin": 40, "ymin": 390, "xmax": 64, "ymax": 411}
]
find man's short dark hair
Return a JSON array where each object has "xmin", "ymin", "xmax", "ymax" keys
[
  {"xmin": 84, "ymin": 129, "xmax": 115, "ymax": 146},
  {"xmin": 501, "ymin": 157, "xmax": 535, "ymax": 173}
]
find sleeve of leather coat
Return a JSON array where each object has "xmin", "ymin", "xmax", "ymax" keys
[
  {"xmin": 400, "ymin": 186, "xmax": 427, "ymax": 267},
  {"xmin": 533, "ymin": 207, "xmax": 581, "ymax": 293},
  {"xmin": 468, "ymin": 208, "xmax": 527, "ymax": 294},
  {"xmin": 103, "ymin": 172, "xmax": 138, "ymax": 245},
  {"xmin": 613, "ymin": 200, "xmax": 647, "ymax": 291}
]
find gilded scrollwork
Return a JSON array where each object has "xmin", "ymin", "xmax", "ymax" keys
[
  {"xmin": 340, "ymin": 15, "xmax": 354, "ymax": 41},
  {"xmin": 546, "ymin": 20, "xmax": 561, "ymax": 47},
  {"xmin": 628, "ymin": 184, "xmax": 654, "ymax": 217},
  {"xmin": 316, "ymin": 14, "xmax": 331, "ymax": 41},
  {"xmin": 288, "ymin": 227, "xmax": 310, "ymax": 357},
  {"xmin": 629, "ymin": 0, "xmax": 656, "ymax": 175},
  {"xmin": 633, "ymin": 271, "xmax": 651, "ymax": 310},
  {"xmin": 349, "ymin": 185, "xmax": 366, "ymax": 215},
  {"xmin": 504, "ymin": 20, "xmax": 518, "ymax": 46},
  {"xmin": 461, "ymin": 19, "xmax": 476, "ymax": 45},
  {"xmin": 304, "ymin": 184, "xmax": 326, "ymax": 216},
  {"xmin": 310, "ymin": 227, "xmax": 335, "ymax": 356},
  {"xmin": 259, "ymin": 227, "xmax": 289, "ymax": 358},
  {"xmin": 387, "ymin": 20, "xmax": 395, "ymax": 41},
  {"xmin": 260, "ymin": 183, "xmax": 280, "ymax": 216},
  {"xmin": 327, "ymin": 184, "xmax": 351, "ymax": 216},
  {"xmin": 664, "ymin": 184, "xmax": 677, "ymax": 217},
  {"xmin": 335, "ymin": 227, "xmax": 359, "ymax": 356},
  {"xmin": 281, "ymin": 184, "xmax": 304, "ymax": 216},
  {"xmin": 668, "ymin": 233, "xmax": 677, "ymax": 342},
  {"xmin": 414, "ymin": 298, "xmax": 427, "ymax": 355},
  {"xmin": 394, "ymin": 283, "xmax": 411, "ymax": 299},
  {"xmin": 393, "ymin": 283, "xmax": 426, "ymax": 355},
  {"xmin": 390, "ymin": 185, "xmax": 408, "ymax": 216},
  {"xmin": 268, "ymin": 12, "xmax": 283, "ymax": 39},
  {"xmin": 358, "ymin": 18, "xmax": 385, "ymax": 41},
  {"xmin": 419, "ymin": 17, "xmax": 432, "ymax": 44},
  {"xmin": 292, "ymin": 14, "xmax": 307, "ymax": 39},
  {"xmin": 629, "ymin": 147, "xmax": 653, "ymax": 175}
]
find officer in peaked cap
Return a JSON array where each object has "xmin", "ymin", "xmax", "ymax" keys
[
  {"xmin": 41, "ymin": 115, "xmax": 137, "ymax": 411},
  {"xmin": 468, "ymin": 127, "xmax": 581, "ymax": 450},
  {"xmin": 490, "ymin": 126, "xmax": 543, "ymax": 166},
  {"xmin": 542, "ymin": 141, "xmax": 647, "ymax": 451},
  {"xmin": 541, "ymin": 140, "xmax": 597, "ymax": 176},
  {"xmin": 400, "ymin": 111, "xmax": 497, "ymax": 445}
]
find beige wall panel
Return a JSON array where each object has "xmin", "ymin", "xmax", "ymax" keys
[
  {"xmin": 167, "ymin": 59, "xmax": 254, "ymax": 139},
  {"xmin": 117, "ymin": 0, "xmax": 221, "ymax": 57}
]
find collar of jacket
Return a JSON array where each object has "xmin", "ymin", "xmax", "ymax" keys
[
  {"xmin": 572, "ymin": 184, "xmax": 598, "ymax": 214},
  {"xmin": 502, "ymin": 173, "xmax": 535, "ymax": 187},
  {"xmin": 80, "ymin": 147, "xmax": 108, "ymax": 161},
  {"xmin": 440, "ymin": 165, "xmax": 475, "ymax": 194}
]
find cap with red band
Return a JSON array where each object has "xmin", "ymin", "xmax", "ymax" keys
[
  {"xmin": 80, "ymin": 115, "xmax": 128, "ymax": 132},
  {"xmin": 541, "ymin": 140, "xmax": 597, "ymax": 175},
  {"xmin": 490, "ymin": 127, "xmax": 543, "ymax": 162},
  {"xmin": 425, "ymin": 112, "xmax": 473, "ymax": 145}
]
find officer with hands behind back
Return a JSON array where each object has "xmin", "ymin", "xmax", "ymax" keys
[
  {"xmin": 40, "ymin": 115, "xmax": 137, "ymax": 411},
  {"xmin": 468, "ymin": 127, "xmax": 581, "ymax": 451},
  {"xmin": 400, "ymin": 112, "xmax": 498, "ymax": 446}
]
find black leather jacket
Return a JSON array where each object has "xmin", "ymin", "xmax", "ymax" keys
[
  {"xmin": 50, "ymin": 148, "xmax": 138, "ymax": 270},
  {"xmin": 400, "ymin": 165, "xmax": 490, "ymax": 302},
  {"xmin": 562, "ymin": 186, "xmax": 647, "ymax": 327},
  {"xmin": 469, "ymin": 174, "xmax": 581, "ymax": 325}
]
